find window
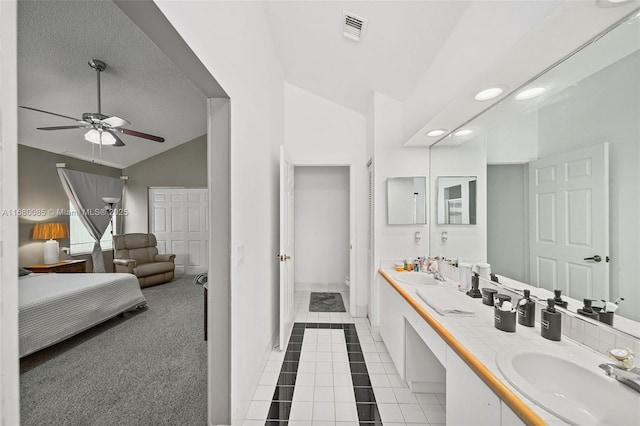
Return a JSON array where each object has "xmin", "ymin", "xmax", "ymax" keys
[{"xmin": 69, "ymin": 202, "xmax": 114, "ymax": 255}]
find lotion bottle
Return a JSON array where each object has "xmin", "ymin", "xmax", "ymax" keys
[
  {"xmin": 517, "ymin": 289, "xmax": 535, "ymax": 327},
  {"xmin": 541, "ymin": 298, "xmax": 561, "ymax": 341}
]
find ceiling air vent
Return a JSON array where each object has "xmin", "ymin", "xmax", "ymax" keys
[{"xmin": 343, "ymin": 12, "xmax": 368, "ymax": 42}]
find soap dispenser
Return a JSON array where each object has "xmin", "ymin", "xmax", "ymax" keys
[
  {"xmin": 577, "ymin": 299, "xmax": 599, "ymax": 320},
  {"xmin": 541, "ymin": 298, "xmax": 561, "ymax": 341},
  {"xmin": 466, "ymin": 272, "xmax": 482, "ymax": 298},
  {"xmin": 553, "ymin": 289, "xmax": 568, "ymax": 308},
  {"xmin": 517, "ymin": 289, "xmax": 536, "ymax": 327}
]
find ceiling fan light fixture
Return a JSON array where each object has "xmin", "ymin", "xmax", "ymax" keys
[{"xmin": 84, "ymin": 129, "xmax": 116, "ymax": 145}]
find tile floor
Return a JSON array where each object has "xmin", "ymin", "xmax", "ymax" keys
[{"xmin": 242, "ymin": 289, "xmax": 447, "ymax": 425}]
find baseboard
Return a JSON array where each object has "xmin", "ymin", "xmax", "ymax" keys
[
  {"xmin": 231, "ymin": 325, "xmax": 279, "ymax": 425},
  {"xmin": 355, "ymin": 304, "xmax": 368, "ymax": 318},
  {"xmin": 295, "ymin": 282, "xmax": 347, "ymax": 292}
]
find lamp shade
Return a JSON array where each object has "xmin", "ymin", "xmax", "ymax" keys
[
  {"xmin": 101, "ymin": 197, "xmax": 121, "ymax": 204},
  {"xmin": 84, "ymin": 129, "xmax": 116, "ymax": 145},
  {"xmin": 32, "ymin": 222, "xmax": 69, "ymax": 240}
]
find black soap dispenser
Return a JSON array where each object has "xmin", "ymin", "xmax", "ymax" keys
[
  {"xmin": 517, "ymin": 289, "xmax": 536, "ymax": 327},
  {"xmin": 466, "ymin": 272, "xmax": 482, "ymax": 298},
  {"xmin": 578, "ymin": 299, "xmax": 599, "ymax": 320},
  {"xmin": 553, "ymin": 289, "xmax": 568, "ymax": 308},
  {"xmin": 541, "ymin": 298, "xmax": 561, "ymax": 341}
]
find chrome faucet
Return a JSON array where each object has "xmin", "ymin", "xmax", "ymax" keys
[
  {"xmin": 599, "ymin": 363, "xmax": 640, "ymax": 393},
  {"xmin": 430, "ymin": 270, "xmax": 446, "ymax": 282}
]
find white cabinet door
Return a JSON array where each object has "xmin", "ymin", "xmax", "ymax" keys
[
  {"xmin": 529, "ymin": 143, "xmax": 609, "ymax": 301},
  {"xmin": 149, "ymin": 188, "xmax": 208, "ymax": 275}
]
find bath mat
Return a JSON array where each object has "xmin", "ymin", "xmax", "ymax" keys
[{"xmin": 309, "ymin": 292, "xmax": 346, "ymax": 312}]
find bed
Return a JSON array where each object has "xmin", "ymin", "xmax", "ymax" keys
[{"xmin": 19, "ymin": 272, "xmax": 147, "ymax": 357}]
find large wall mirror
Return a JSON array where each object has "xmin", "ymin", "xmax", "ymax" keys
[
  {"xmin": 430, "ymin": 9, "xmax": 640, "ymax": 331},
  {"xmin": 387, "ymin": 177, "xmax": 427, "ymax": 225}
]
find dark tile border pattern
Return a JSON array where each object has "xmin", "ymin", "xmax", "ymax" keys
[{"xmin": 266, "ymin": 322, "xmax": 382, "ymax": 425}]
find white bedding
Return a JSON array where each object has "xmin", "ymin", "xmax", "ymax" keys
[{"xmin": 19, "ymin": 272, "xmax": 146, "ymax": 357}]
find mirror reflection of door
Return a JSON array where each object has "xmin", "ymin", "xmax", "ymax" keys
[
  {"xmin": 437, "ymin": 176, "xmax": 477, "ymax": 225},
  {"xmin": 447, "ymin": 198, "xmax": 463, "ymax": 224}
]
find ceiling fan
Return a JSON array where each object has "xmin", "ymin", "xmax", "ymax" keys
[{"xmin": 20, "ymin": 59, "xmax": 165, "ymax": 147}]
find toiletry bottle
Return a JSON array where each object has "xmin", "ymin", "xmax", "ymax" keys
[
  {"xmin": 553, "ymin": 289, "xmax": 568, "ymax": 308},
  {"xmin": 413, "ymin": 260, "xmax": 419, "ymax": 272},
  {"xmin": 541, "ymin": 298, "xmax": 561, "ymax": 341},
  {"xmin": 517, "ymin": 289, "xmax": 535, "ymax": 327},
  {"xmin": 403, "ymin": 259, "xmax": 408, "ymax": 271},
  {"xmin": 577, "ymin": 298, "xmax": 599, "ymax": 320}
]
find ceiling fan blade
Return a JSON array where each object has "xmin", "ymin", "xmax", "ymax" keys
[
  {"xmin": 19, "ymin": 106, "xmax": 81, "ymax": 122},
  {"xmin": 101, "ymin": 116, "xmax": 130, "ymax": 128},
  {"xmin": 37, "ymin": 125, "xmax": 89, "ymax": 131},
  {"xmin": 118, "ymin": 128, "xmax": 165, "ymax": 143},
  {"xmin": 107, "ymin": 130, "xmax": 126, "ymax": 147}
]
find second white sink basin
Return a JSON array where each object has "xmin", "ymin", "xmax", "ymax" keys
[
  {"xmin": 496, "ymin": 347, "xmax": 640, "ymax": 425},
  {"xmin": 392, "ymin": 272, "xmax": 440, "ymax": 286}
]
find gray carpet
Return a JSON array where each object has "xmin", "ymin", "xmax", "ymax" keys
[
  {"xmin": 309, "ymin": 292, "xmax": 346, "ymax": 312},
  {"xmin": 20, "ymin": 275, "xmax": 207, "ymax": 426}
]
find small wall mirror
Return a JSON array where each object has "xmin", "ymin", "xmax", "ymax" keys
[
  {"xmin": 437, "ymin": 176, "xmax": 477, "ymax": 225},
  {"xmin": 387, "ymin": 177, "xmax": 427, "ymax": 225}
]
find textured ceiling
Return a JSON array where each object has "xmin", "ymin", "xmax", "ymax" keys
[{"xmin": 18, "ymin": 0, "xmax": 207, "ymax": 169}]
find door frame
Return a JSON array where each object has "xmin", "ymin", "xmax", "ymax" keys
[
  {"xmin": 0, "ymin": 0, "xmax": 20, "ymax": 423},
  {"xmin": 292, "ymin": 161, "xmax": 357, "ymax": 317}
]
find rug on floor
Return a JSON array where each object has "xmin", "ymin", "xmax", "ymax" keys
[{"xmin": 309, "ymin": 292, "xmax": 346, "ymax": 312}]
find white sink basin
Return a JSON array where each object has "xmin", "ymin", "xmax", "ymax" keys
[
  {"xmin": 392, "ymin": 272, "xmax": 440, "ymax": 286},
  {"xmin": 496, "ymin": 347, "xmax": 640, "ymax": 425}
]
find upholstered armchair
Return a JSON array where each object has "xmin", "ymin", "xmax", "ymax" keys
[{"xmin": 113, "ymin": 233, "xmax": 175, "ymax": 288}]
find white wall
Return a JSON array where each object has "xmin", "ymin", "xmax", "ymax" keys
[
  {"xmin": 372, "ymin": 92, "xmax": 429, "ymax": 325},
  {"xmin": 429, "ymin": 135, "xmax": 487, "ymax": 265},
  {"xmin": 486, "ymin": 111, "xmax": 538, "ymax": 164},
  {"xmin": 284, "ymin": 83, "xmax": 368, "ymax": 314},
  {"xmin": 294, "ymin": 166, "xmax": 349, "ymax": 287},
  {"xmin": 156, "ymin": 2, "xmax": 284, "ymax": 423}
]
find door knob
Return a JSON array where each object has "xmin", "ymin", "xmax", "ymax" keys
[{"xmin": 583, "ymin": 255, "xmax": 602, "ymax": 263}]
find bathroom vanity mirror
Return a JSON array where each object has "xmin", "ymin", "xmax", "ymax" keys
[
  {"xmin": 429, "ymin": 9, "xmax": 640, "ymax": 331},
  {"xmin": 437, "ymin": 176, "xmax": 477, "ymax": 225},
  {"xmin": 387, "ymin": 177, "xmax": 427, "ymax": 225}
]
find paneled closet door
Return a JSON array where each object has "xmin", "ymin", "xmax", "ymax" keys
[{"xmin": 149, "ymin": 188, "xmax": 208, "ymax": 275}]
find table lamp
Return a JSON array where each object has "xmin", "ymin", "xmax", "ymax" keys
[{"xmin": 33, "ymin": 222, "xmax": 69, "ymax": 264}]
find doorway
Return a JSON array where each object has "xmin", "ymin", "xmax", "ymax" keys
[{"xmin": 294, "ymin": 166, "xmax": 352, "ymax": 311}]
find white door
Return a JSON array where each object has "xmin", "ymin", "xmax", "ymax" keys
[
  {"xmin": 184, "ymin": 189, "xmax": 209, "ymax": 274},
  {"xmin": 279, "ymin": 146, "xmax": 295, "ymax": 351},
  {"xmin": 529, "ymin": 143, "xmax": 609, "ymax": 301},
  {"xmin": 149, "ymin": 188, "xmax": 208, "ymax": 275}
]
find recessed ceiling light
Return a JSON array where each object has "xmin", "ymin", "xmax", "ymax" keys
[
  {"xmin": 454, "ymin": 129, "xmax": 473, "ymax": 137},
  {"xmin": 515, "ymin": 87, "xmax": 546, "ymax": 100},
  {"xmin": 474, "ymin": 86, "xmax": 504, "ymax": 101},
  {"xmin": 426, "ymin": 129, "xmax": 447, "ymax": 137}
]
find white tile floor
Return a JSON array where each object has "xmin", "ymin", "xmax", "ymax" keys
[{"xmin": 242, "ymin": 289, "xmax": 446, "ymax": 425}]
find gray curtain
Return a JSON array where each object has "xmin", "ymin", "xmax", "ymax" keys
[{"xmin": 57, "ymin": 168, "xmax": 124, "ymax": 273}]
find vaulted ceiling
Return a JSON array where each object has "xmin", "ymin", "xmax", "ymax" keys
[
  {"xmin": 17, "ymin": 0, "xmax": 640, "ymax": 168},
  {"xmin": 18, "ymin": 0, "xmax": 207, "ymax": 169}
]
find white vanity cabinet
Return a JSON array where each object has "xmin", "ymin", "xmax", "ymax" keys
[{"xmin": 378, "ymin": 272, "xmax": 528, "ymax": 426}]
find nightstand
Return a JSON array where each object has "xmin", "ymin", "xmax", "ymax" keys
[{"xmin": 24, "ymin": 259, "xmax": 87, "ymax": 273}]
